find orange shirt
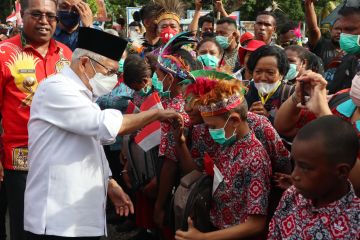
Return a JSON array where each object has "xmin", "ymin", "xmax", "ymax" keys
[{"xmin": 0, "ymin": 33, "xmax": 72, "ymax": 170}]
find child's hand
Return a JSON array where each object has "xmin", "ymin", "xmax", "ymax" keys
[{"xmin": 273, "ymin": 172, "xmax": 293, "ymax": 190}]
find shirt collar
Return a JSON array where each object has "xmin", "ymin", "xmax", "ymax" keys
[
  {"xmin": 21, "ymin": 31, "xmax": 60, "ymax": 55},
  {"xmin": 61, "ymin": 65, "xmax": 93, "ymax": 99},
  {"xmin": 298, "ymin": 181, "xmax": 357, "ymax": 213},
  {"xmin": 336, "ymin": 99, "xmax": 356, "ymax": 118}
]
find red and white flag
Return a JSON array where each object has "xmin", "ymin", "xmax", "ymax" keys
[
  {"xmin": 15, "ymin": 0, "xmax": 22, "ymax": 27},
  {"xmin": 6, "ymin": 10, "xmax": 17, "ymax": 23},
  {"xmin": 125, "ymin": 100, "xmax": 140, "ymax": 114},
  {"xmin": 135, "ymin": 92, "xmax": 163, "ymax": 151}
]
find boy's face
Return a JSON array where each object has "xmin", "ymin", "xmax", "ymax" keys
[{"xmin": 291, "ymin": 138, "xmax": 339, "ymax": 201}]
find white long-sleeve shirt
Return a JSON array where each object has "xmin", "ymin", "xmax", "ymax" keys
[{"xmin": 24, "ymin": 66, "xmax": 123, "ymax": 237}]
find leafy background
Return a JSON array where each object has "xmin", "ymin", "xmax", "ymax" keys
[{"xmin": 0, "ymin": 0, "xmax": 342, "ymax": 29}]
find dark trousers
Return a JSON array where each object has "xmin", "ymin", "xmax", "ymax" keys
[
  {"xmin": 4, "ymin": 170, "xmax": 27, "ymax": 240},
  {"xmin": 0, "ymin": 180, "xmax": 7, "ymax": 240},
  {"xmin": 27, "ymin": 232, "xmax": 100, "ymax": 240}
]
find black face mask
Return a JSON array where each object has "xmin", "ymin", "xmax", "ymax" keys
[{"xmin": 57, "ymin": 10, "xmax": 80, "ymax": 28}]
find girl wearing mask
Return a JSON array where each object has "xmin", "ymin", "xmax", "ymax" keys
[
  {"xmin": 284, "ymin": 45, "xmax": 324, "ymax": 84},
  {"xmin": 175, "ymin": 80, "xmax": 272, "ymax": 239},
  {"xmin": 245, "ymin": 45, "xmax": 294, "ymax": 124},
  {"xmin": 196, "ymin": 38, "xmax": 224, "ymax": 69}
]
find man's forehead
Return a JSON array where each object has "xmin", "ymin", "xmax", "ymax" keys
[
  {"xmin": 58, "ymin": 0, "xmax": 81, "ymax": 6},
  {"xmin": 216, "ymin": 23, "xmax": 235, "ymax": 32},
  {"xmin": 256, "ymin": 15, "xmax": 275, "ymax": 24}
]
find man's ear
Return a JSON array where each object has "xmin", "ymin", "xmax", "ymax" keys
[
  {"xmin": 336, "ymin": 163, "xmax": 352, "ymax": 181},
  {"xmin": 78, "ymin": 56, "xmax": 89, "ymax": 72}
]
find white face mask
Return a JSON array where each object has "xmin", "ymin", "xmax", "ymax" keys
[
  {"xmin": 85, "ymin": 60, "xmax": 118, "ymax": 97},
  {"xmin": 254, "ymin": 81, "xmax": 281, "ymax": 95}
]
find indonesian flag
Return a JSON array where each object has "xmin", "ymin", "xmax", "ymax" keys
[
  {"xmin": 6, "ymin": 10, "xmax": 17, "ymax": 23},
  {"xmin": 125, "ymin": 100, "xmax": 140, "ymax": 114},
  {"xmin": 135, "ymin": 92, "xmax": 163, "ymax": 151}
]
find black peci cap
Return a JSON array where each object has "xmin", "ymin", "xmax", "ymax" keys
[{"xmin": 77, "ymin": 27, "xmax": 128, "ymax": 61}]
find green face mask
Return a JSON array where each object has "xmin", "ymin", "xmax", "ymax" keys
[
  {"xmin": 138, "ymin": 85, "xmax": 152, "ymax": 97},
  {"xmin": 340, "ymin": 33, "xmax": 360, "ymax": 54},
  {"xmin": 215, "ymin": 35, "xmax": 230, "ymax": 49},
  {"xmin": 152, "ymin": 72, "xmax": 172, "ymax": 98},
  {"xmin": 197, "ymin": 54, "xmax": 220, "ymax": 68},
  {"xmin": 208, "ymin": 116, "xmax": 237, "ymax": 146},
  {"xmin": 118, "ymin": 59, "xmax": 125, "ymax": 73}
]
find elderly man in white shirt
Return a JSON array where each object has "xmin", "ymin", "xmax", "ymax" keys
[{"xmin": 24, "ymin": 27, "xmax": 182, "ymax": 240}]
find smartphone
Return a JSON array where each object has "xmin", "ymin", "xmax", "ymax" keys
[{"xmin": 300, "ymin": 80, "xmax": 306, "ymax": 105}]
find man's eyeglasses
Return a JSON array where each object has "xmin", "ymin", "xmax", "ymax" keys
[
  {"xmin": 25, "ymin": 11, "xmax": 59, "ymax": 23},
  {"xmin": 88, "ymin": 57, "xmax": 121, "ymax": 77}
]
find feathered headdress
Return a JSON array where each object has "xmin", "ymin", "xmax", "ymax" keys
[
  {"xmin": 265, "ymin": 1, "xmax": 283, "ymax": 12},
  {"xmin": 157, "ymin": 31, "xmax": 198, "ymax": 81},
  {"xmin": 153, "ymin": 0, "xmax": 185, "ymax": 24},
  {"xmin": 195, "ymin": 79, "xmax": 247, "ymax": 117}
]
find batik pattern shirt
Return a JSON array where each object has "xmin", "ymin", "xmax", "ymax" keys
[
  {"xmin": 268, "ymin": 185, "xmax": 360, "ymax": 240},
  {"xmin": 159, "ymin": 95, "xmax": 191, "ymax": 161},
  {"xmin": 190, "ymin": 112, "xmax": 291, "ymax": 173},
  {"xmin": 210, "ymin": 131, "xmax": 272, "ymax": 229}
]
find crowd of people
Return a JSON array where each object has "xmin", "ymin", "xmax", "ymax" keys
[{"xmin": 0, "ymin": 0, "xmax": 360, "ymax": 239}]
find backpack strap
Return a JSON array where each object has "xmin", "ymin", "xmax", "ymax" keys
[
  {"xmin": 280, "ymin": 83, "xmax": 295, "ymax": 105},
  {"xmin": 328, "ymin": 90, "xmax": 351, "ymax": 110}
]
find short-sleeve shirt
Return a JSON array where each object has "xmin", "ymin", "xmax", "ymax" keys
[
  {"xmin": 190, "ymin": 112, "xmax": 291, "ymax": 174},
  {"xmin": 311, "ymin": 38, "xmax": 341, "ymax": 71},
  {"xmin": 268, "ymin": 185, "xmax": 360, "ymax": 239},
  {"xmin": 0, "ymin": 33, "xmax": 72, "ymax": 170},
  {"xmin": 159, "ymin": 95, "xmax": 191, "ymax": 161},
  {"xmin": 210, "ymin": 131, "xmax": 271, "ymax": 229}
]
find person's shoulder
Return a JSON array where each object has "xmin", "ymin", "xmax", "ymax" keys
[{"xmin": 0, "ymin": 34, "xmax": 22, "ymax": 55}]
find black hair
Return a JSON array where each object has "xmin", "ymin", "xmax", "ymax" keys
[
  {"xmin": 256, "ymin": 11, "xmax": 277, "ymax": 27},
  {"xmin": 139, "ymin": 3, "xmax": 163, "ymax": 22},
  {"xmin": 247, "ymin": 45, "xmax": 289, "ymax": 76},
  {"xmin": 280, "ymin": 21, "xmax": 298, "ymax": 35},
  {"xmin": 216, "ymin": 17, "xmax": 237, "ymax": 29},
  {"xmin": 133, "ymin": 11, "xmax": 141, "ymax": 22},
  {"xmin": 295, "ymin": 115, "xmax": 359, "ymax": 167},
  {"xmin": 21, "ymin": 0, "xmax": 57, "ymax": 11},
  {"xmin": 339, "ymin": 6, "xmax": 360, "ymax": 17},
  {"xmin": 116, "ymin": 17, "xmax": 126, "ymax": 26},
  {"xmin": 306, "ymin": 52, "xmax": 324, "ymax": 75},
  {"xmin": 285, "ymin": 45, "xmax": 308, "ymax": 63},
  {"xmin": 285, "ymin": 45, "xmax": 325, "ymax": 75},
  {"xmin": 123, "ymin": 54, "xmax": 152, "ymax": 86},
  {"xmin": 196, "ymin": 37, "xmax": 224, "ymax": 55},
  {"xmin": 199, "ymin": 15, "xmax": 214, "ymax": 29},
  {"xmin": 129, "ymin": 21, "xmax": 141, "ymax": 28}
]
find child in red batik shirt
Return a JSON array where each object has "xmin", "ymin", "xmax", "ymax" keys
[
  {"xmin": 268, "ymin": 115, "xmax": 360, "ymax": 240},
  {"xmin": 175, "ymin": 80, "xmax": 272, "ymax": 239}
]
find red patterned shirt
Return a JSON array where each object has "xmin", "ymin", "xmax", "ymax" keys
[
  {"xmin": 210, "ymin": 131, "xmax": 272, "ymax": 229},
  {"xmin": 159, "ymin": 94, "xmax": 191, "ymax": 161},
  {"xmin": 190, "ymin": 112, "xmax": 291, "ymax": 173},
  {"xmin": 0, "ymin": 33, "xmax": 72, "ymax": 170},
  {"xmin": 268, "ymin": 185, "xmax": 360, "ymax": 239}
]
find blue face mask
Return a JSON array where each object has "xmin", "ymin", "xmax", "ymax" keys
[
  {"xmin": 208, "ymin": 116, "xmax": 237, "ymax": 146},
  {"xmin": 340, "ymin": 33, "xmax": 360, "ymax": 54},
  {"xmin": 197, "ymin": 54, "xmax": 220, "ymax": 68},
  {"xmin": 284, "ymin": 63, "xmax": 299, "ymax": 81},
  {"xmin": 215, "ymin": 35, "xmax": 230, "ymax": 49},
  {"xmin": 57, "ymin": 10, "xmax": 80, "ymax": 29}
]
